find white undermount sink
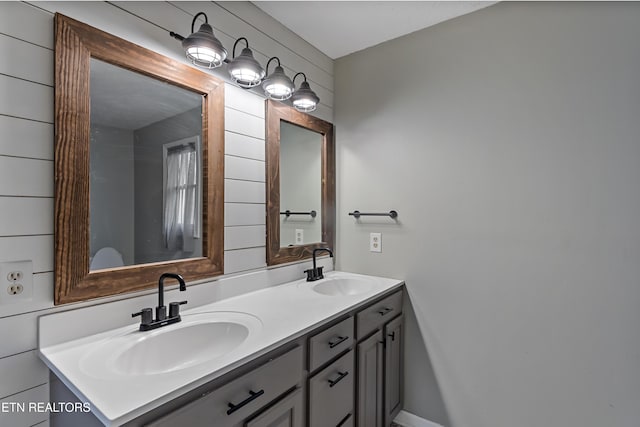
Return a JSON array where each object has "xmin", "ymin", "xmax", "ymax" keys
[
  {"xmin": 80, "ymin": 311, "xmax": 262, "ymax": 378},
  {"xmin": 311, "ymin": 276, "xmax": 375, "ymax": 296}
]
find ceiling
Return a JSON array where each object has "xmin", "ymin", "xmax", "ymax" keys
[{"xmin": 253, "ymin": 1, "xmax": 497, "ymax": 59}]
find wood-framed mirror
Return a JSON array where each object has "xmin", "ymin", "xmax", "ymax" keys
[
  {"xmin": 54, "ymin": 14, "xmax": 224, "ymax": 304},
  {"xmin": 265, "ymin": 100, "xmax": 335, "ymax": 265}
]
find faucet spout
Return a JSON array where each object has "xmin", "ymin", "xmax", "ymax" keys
[
  {"xmin": 157, "ymin": 273, "xmax": 186, "ymax": 319},
  {"xmin": 305, "ymin": 247, "xmax": 333, "ymax": 282}
]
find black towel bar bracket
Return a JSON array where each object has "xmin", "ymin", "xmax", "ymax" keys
[
  {"xmin": 349, "ymin": 210, "xmax": 398, "ymax": 219},
  {"xmin": 281, "ymin": 210, "xmax": 317, "ymax": 218}
]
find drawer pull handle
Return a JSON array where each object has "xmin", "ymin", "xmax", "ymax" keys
[
  {"xmin": 377, "ymin": 307, "xmax": 394, "ymax": 316},
  {"xmin": 388, "ymin": 332, "xmax": 396, "ymax": 341},
  {"xmin": 328, "ymin": 335, "xmax": 349, "ymax": 349},
  {"xmin": 337, "ymin": 413, "xmax": 352, "ymax": 426},
  {"xmin": 226, "ymin": 389, "xmax": 264, "ymax": 415},
  {"xmin": 328, "ymin": 371, "xmax": 349, "ymax": 388}
]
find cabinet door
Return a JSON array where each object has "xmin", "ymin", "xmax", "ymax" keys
[
  {"xmin": 356, "ymin": 330, "xmax": 383, "ymax": 427},
  {"xmin": 384, "ymin": 315, "xmax": 404, "ymax": 426},
  {"xmin": 245, "ymin": 388, "xmax": 303, "ymax": 427}
]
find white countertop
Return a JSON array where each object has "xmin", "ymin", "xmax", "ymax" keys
[{"xmin": 39, "ymin": 271, "xmax": 403, "ymax": 426}]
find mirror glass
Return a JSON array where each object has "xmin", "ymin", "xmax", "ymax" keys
[
  {"xmin": 279, "ymin": 121, "xmax": 323, "ymax": 247},
  {"xmin": 89, "ymin": 59, "xmax": 203, "ymax": 271}
]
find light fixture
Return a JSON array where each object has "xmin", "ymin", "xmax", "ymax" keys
[
  {"xmin": 179, "ymin": 12, "xmax": 227, "ymax": 69},
  {"xmin": 291, "ymin": 72, "xmax": 320, "ymax": 112},
  {"xmin": 227, "ymin": 37, "xmax": 265, "ymax": 89},
  {"xmin": 262, "ymin": 57, "xmax": 294, "ymax": 101}
]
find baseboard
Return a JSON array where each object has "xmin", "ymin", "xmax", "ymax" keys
[{"xmin": 394, "ymin": 410, "xmax": 444, "ymax": 427}]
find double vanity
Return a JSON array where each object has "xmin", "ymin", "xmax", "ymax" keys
[{"xmin": 39, "ymin": 272, "xmax": 405, "ymax": 427}]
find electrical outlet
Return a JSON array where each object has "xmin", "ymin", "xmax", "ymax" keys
[
  {"xmin": 7, "ymin": 271, "xmax": 23, "ymax": 282},
  {"xmin": 295, "ymin": 229, "xmax": 304, "ymax": 245},
  {"xmin": 7, "ymin": 284, "xmax": 24, "ymax": 295},
  {"xmin": 0, "ymin": 261, "xmax": 33, "ymax": 304},
  {"xmin": 369, "ymin": 233, "xmax": 382, "ymax": 253}
]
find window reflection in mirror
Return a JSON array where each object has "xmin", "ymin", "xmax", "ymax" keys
[
  {"xmin": 279, "ymin": 122, "xmax": 323, "ymax": 247},
  {"xmin": 89, "ymin": 59, "xmax": 203, "ymax": 271}
]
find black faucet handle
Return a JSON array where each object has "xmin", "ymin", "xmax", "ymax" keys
[
  {"xmin": 169, "ymin": 300, "xmax": 188, "ymax": 318},
  {"xmin": 132, "ymin": 308, "xmax": 153, "ymax": 326}
]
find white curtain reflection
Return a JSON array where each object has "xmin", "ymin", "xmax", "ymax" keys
[{"xmin": 163, "ymin": 145, "xmax": 197, "ymax": 251}]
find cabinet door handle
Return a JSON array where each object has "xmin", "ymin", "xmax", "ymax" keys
[
  {"xmin": 226, "ymin": 389, "xmax": 264, "ymax": 415},
  {"xmin": 377, "ymin": 307, "xmax": 394, "ymax": 316},
  {"xmin": 328, "ymin": 335, "xmax": 348, "ymax": 349},
  {"xmin": 328, "ymin": 371, "xmax": 349, "ymax": 388},
  {"xmin": 337, "ymin": 413, "xmax": 352, "ymax": 426},
  {"xmin": 388, "ymin": 332, "xmax": 395, "ymax": 341}
]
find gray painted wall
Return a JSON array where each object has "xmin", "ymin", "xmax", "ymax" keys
[
  {"xmin": 335, "ymin": 2, "xmax": 640, "ymax": 427},
  {"xmin": 134, "ymin": 107, "xmax": 203, "ymax": 264},
  {"xmin": 89, "ymin": 124, "xmax": 134, "ymax": 265},
  {"xmin": 280, "ymin": 122, "xmax": 323, "ymax": 246}
]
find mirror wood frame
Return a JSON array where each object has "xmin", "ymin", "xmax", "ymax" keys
[
  {"xmin": 54, "ymin": 14, "xmax": 225, "ymax": 305},
  {"xmin": 265, "ymin": 100, "xmax": 335, "ymax": 266}
]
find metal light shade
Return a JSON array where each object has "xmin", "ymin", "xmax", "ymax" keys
[
  {"xmin": 291, "ymin": 81, "xmax": 320, "ymax": 112},
  {"xmin": 228, "ymin": 47, "xmax": 265, "ymax": 88},
  {"xmin": 262, "ymin": 65, "xmax": 294, "ymax": 100},
  {"xmin": 182, "ymin": 22, "xmax": 227, "ymax": 68}
]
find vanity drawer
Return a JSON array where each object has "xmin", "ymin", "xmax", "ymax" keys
[
  {"xmin": 308, "ymin": 349, "xmax": 354, "ymax": 427},
  {"xmin": 309, "ymin": 316, "xmax": 354, "ymax": 372},
  {"xmin": 147, "ymin": 346, "xmax": 303, "ymax": 427},
  {"xmin": 356, "ymin": 290, "xmax": 403, "ymax": 339}
]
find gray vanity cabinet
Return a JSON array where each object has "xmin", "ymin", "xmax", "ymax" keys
[
  {"xmin": 355, "ymin": 290, "xmax": 404, "ymax": 427},
  {"xmin": 356, "ymin": 331, "xmax": 384, "ymax": 427},
  {"xmin": 245, "ymin": 388, "xmax": 304, "ymax": 427},
  {"xmin": 384, "ymin": 314, "xmax": 404, "ymax": 426}
]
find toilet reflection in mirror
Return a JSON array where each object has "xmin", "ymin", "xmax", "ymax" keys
[
  {"xmin": 279, "ymin": 121, "xmax": 323, "ymax": 247},
  {"xmin": 89, "ymin": 59, "xmax": 203, "ymax": 271}
]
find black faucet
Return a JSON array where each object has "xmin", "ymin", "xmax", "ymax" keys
[
  {"xmin": 304, "ymin": 248, "xmax": 334, "ymax": 282},
  {"xmin": 132, "ymin": 273, "xmax": 188, "ymax": 331}
]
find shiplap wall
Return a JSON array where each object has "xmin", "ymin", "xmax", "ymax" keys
[{"xmin": 0, "ymin": 2, "xmax": 333, "ymax": 426}]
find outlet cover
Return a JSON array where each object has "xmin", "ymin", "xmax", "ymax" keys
[
  {"xmin": 0, "ymin": 260, "xmax": 34, "ymax": 304},
  {"xmin": 295, "ymin": 229, "xmax": 304, "ymax": 245},
  {"xmin": 369, "ymin": 233, "xmax": 382, "ymax": 253}
]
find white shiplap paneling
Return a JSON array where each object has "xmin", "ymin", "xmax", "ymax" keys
[
  {"xmin": 225, "ymin": 156, "xmax": 265, "ymax": 182},
  {"xmin": 226, "ymin": 107, "xmax": 265, "ymax": 139},
  {"xmin": 0, "ymin": 116, "xmax": 53, "ymax": 160},
  {"xmin": 225, "ymin": 84, "xmax": 265, "ymax": 119},
  {"xmin": 224, "ymin": 246, "xmax": 266, "ymax": 274},
  {"xmin": 0, "ymin": 351, "xmax": 49, "ymax": 400},
  {"xmin": 224, "ymin": 203, "xmax": 265, "ymax": 226},
  {"xmin": 0, "ymin": 157, "xmax": 53, "ymax": 197},
  {"xmin": 225, "ymin": 131, "xmax": 265, "ymax": 161},
  {"xmin": 0, "ymin": 75, "xmax": 53, "ymax": 123},
  {"xmin": 0, "ymin": 2, "xmax": 54, "ymax": 49},
  {"xmin": 224, "ymin": 225, "xmax": 266, "ymax": 250},
  {"xmin": 225, "ymin": 179, "xmax": 266, "ymax": 204},
  {"xmin": 0, "ymin": 384, "xmax": 49, "ymax": 427},
  {"xmin": 0, "ymin": 198, "xmax": 53, "ymax": 237},
  {"xmin": 0, "ymin": 235, "xmax": 53, "ymax": 273},
  {"xmin": 0, "ymin": 35, "xmax": 53, "ymax": 86},
  {"xmin": 0, "ymin": 273, "xmax": 54, "ymax": 319},
  {"xmin": 0, "ymin": 311, "xmax": 39, "ymax": 359}
]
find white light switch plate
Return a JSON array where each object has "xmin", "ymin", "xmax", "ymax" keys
[{"xmin": 369, "ymin": 233, "xmax": 382, "ymax": 253}]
